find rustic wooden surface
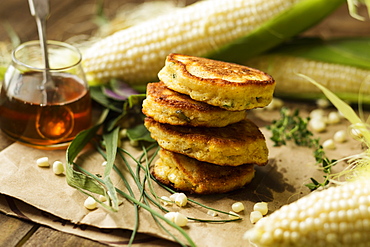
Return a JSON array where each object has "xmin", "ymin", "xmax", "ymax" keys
[{"xmin": 0, "ymin": 0, "xmax": 369, "ymax": 246}]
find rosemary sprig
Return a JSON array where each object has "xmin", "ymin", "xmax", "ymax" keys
[{"xmin": 266, "ymin": 107, "xmax": 336, "ymax": 191}]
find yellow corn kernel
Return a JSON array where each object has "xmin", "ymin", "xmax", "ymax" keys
[
  {"xmin": 254, "ymin": 202, "xmax": 269, "ymax": 215},
  {"xmin": 322, "ymin": 139, "xmax": 336, "ymax": 150},
  {"xmin": 36, "ymin": 157, "xmax": 50, "ymax": 167},
  {"xmin": 333, "ymin": 130, "xmax": 347, "ymax": 143},
  {"xmin": 52, "ymin": 161, "xmax": 64, "ymax": 175},
  {"xmin": 84, "ymin": 196, "xmax": 98, "ymax": 210},
  {"xmin": 250, "ymin": 210, "xmax": 263, "ymax": 224},
  {"xmin": 232, "ymin": 202, "xmax": 245, "ymax": 213}
]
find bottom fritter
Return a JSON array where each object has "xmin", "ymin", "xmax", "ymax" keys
[{"xmin": 152, "ymin": 149, "xmax": 255, "ymax": 194}]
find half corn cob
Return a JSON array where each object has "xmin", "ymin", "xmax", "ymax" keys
[
  {"xmin": 82, "ymin": 0, "xmax": 345, "ymax": 85},
  {"xmin": 244, "ymin": 177, "xmax": 370, "ymax": 247},
  {"xmin": 245, "ymin": 37, "xmax": 370, "ymax": 104}
]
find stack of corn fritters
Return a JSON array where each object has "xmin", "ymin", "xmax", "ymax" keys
[{"xmin": 142, "ymin": 53, "xmax": 275, "ymax": 194}]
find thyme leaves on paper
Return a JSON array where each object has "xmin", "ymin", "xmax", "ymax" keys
[{"xmin": 266, "ymin": 107, "xmax": 337, "ymax": 191}]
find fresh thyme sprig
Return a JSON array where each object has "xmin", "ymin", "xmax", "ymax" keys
[{"xmin": 266, "ymin": 107, "xmax": 336, "ymax": 191}]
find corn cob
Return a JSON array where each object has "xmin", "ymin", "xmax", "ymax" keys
[
  {"xmin": 82, "ymin": 0, "xmax": 345, "ymax": 85},
  {"xmin": 244, "ymin": 177, "xmax": 370, "ymax": 247},
  {"xmin": 245, "ymin": 37, "xmax": 370, "ymax": 104}
]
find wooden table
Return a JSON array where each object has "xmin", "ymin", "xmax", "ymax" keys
[{"xmin": 0, "ymin": 0, "xmax": 369, "ymax": 246}]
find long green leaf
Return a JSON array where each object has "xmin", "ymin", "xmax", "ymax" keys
[
  {"xmin": 102, "ymin": 127, "xmax": 120, "ymax": 211},
  {"xmin": 65, "ymin": 124, "xmax": 105, "ymax": 194},
  {"xmin": 207, "ymin": 0, "xmax": 345, "ymax": 62},
  {"xmin": 65, "ymin": 109, "xmax": 108, "ymax": 194}
]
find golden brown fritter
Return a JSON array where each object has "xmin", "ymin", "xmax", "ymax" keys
[
  {"xmin": 158, "ymin": 53, "xmax": 275, "ymax": 111},
  {"xmin": 142, "ymin": 82, "xmax": 247, "ymax": 127},
  {"xmin": 152, "ymin": 149, "xmax": 255, "ymax": 194},
  {"xmin": 144, "ymin": 117, "xmax": 268, "ymax": 166}
]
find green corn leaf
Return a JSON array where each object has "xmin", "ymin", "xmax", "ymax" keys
[
  {"xmin": 266, "ymin": 37, "xmax": 370, "ymax": 70},
  {"xmin": 207, "ymin": 0, "xmax": 345, "ymax": 62}
]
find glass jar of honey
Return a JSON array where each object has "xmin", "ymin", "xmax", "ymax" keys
[{"xmin": 0, "ymin": 40, "xmax": 92, "ymax": 149}]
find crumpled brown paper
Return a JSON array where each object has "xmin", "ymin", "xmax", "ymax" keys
[{"xmin": 0, "ymin": 104, "xmax": 363, "ymax": 247}]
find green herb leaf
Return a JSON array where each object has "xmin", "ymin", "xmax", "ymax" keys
[
  {"xmin": 90, "ymin": 86, "xmax": 123, "ymax": 112},
  {"xmin": 267, "ymin": 107, "xmax": 336, "ymax": 191},
  {"xmin": 127, "ymin": 124, "xmax": 155, "ymax": 142},
  {"xmin": 266, "ymin": 107, "xmax": 313, "ymax": 147}
]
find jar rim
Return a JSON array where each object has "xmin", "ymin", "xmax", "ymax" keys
[{"xmin": 12, "ymin": 40, "xmax": 82, "ymax": 71}]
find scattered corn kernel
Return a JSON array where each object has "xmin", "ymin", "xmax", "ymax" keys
[
  {"xmin": 250, "ymin": 210, "xmax": 263, "ymax": 224},
  {"xmin": 164, "ymin": 212, "xmax": 176, "ymax": 222},
  {"xmin": 207, "ymin": 210, "xmax": 218, "ymax": 217},
  {"xmin": 99, "ymin": 195, "xmax": 107, "ymax": 202},
  {"xmin": 160, "ymin": 196, "xmax": 173, "ymax": 206},
  {"xmin": 322, "ymin": 139, "xmax": 336, "ymax": 150},
  {"xmin": 231, "ymin": 202, "xmax": 245, "ymax": 213},
  {"xmin": 316, "ymin": 98, "xmax": 330, "ymax": 108},
  {"xmin": 174, "ymin": 193, "xmax": 187, "ymax": 207},
  {"xmin": 326, "ymin": 111, "xmax": 341, "ymax": 124},
  {"xmin": 169, "ymin": 193, "xmax": 178, "ymax": 201},
  {"xmin": 173, "ymin": 212, "xmax": 188, "ymax": 227},
  {"xmin": 333, "ymin": 130, "xmax": 347, "ymax": 143},
  {"xmin": 309, "ymin": 109, "xmax": 325, "ymax": 119},
  {"xmin": 309, "ymin": 118, "xmax": 327, "ymax": 133},
  {"xmin": 228, "ymin": 211, "xmax": 240, "ymax": 220},
  {"xmin": 253, "ymin": 202, "xmax": 268, "ymax": 215},
  {"xmin": 84, "ymin": 196, "xmax": 98, "ymax": 210},
  {"xmin": 164, "ymin": 212, "xmax": 188, "ymax": 227},
  {"xmin": 170, "ymin": 193, "xmax": 187, "ymax": 207},
  {"xmin": 52, "ymin": 161, "xmax": 64, "ymax": 175},
  {"xmin": 36, "ymin": 157, "xmax": 50, "ymax": 167}
]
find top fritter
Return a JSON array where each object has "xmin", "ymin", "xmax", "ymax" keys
[{"xmin": 158, "ymin": 53, "xmax": 275, "ymax": 111}]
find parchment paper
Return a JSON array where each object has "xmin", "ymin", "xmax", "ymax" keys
[{"xmin": 0, "ymin": 104, "xmax": 364, "ymax": 247}]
